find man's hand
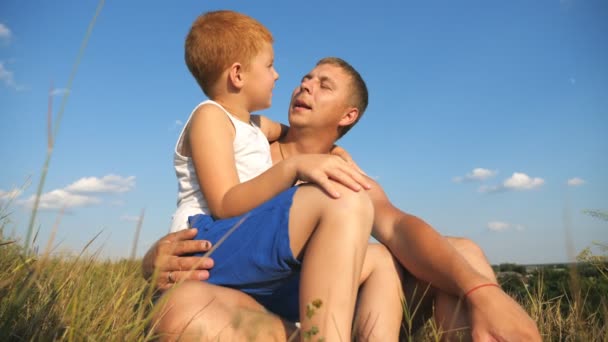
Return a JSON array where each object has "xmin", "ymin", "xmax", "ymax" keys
[
  {"xmin": 467, "ymin": 286, "xmax": 541, "ymax": 341},
  {"xmin": 142, "ymin": 228, "xmax": 214, "ymax": 291}
]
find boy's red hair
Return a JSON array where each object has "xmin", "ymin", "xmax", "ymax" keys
[{"xmin": 185, "ymin": 10, "xmax": 273, "ymax": 97}]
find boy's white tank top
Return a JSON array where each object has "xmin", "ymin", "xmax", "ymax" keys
[{"xmin": 170, "ymin": 100, "xmax": 273, "ymax": 232}]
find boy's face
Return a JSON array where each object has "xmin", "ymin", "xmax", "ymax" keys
[
  {"xmin": 288, "ymin": 63, "xmax": 355, "ymax": 134},
  {"xmin": 242, "ymin": 42, "xmax": 279, "ymax": 112}
]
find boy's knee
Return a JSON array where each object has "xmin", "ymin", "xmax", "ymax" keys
[{"xmin": 329, "ymin": 182, "xmax": 374, "ymax": 218}]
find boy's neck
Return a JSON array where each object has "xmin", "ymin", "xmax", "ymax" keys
[{"xmin": 213, "ymin": 96, "xmax": 252, "ymax": 124}]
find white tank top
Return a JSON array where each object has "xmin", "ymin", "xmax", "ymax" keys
[{"xmin": 170, "ymin": 100, "xmax": 273, "ymax": 232}]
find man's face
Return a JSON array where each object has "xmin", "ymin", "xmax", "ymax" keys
[{"xmin": 288, "ymin": 63, "xmax": 354, "ymax": 133}]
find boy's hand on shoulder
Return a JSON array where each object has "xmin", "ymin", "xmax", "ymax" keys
[
  {"xmin": 290, "ymin": 154, "xmax": 372, "ymax": 198},
  {"xmin": 329, "ymin": 145, "xmax": 366, "ymax": 175}
]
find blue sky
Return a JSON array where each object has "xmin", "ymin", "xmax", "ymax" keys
[{"xmin": 0, "ymin": 0, "xmax": 606, "ymax": 264}]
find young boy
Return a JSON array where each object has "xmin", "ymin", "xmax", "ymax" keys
[{"xmin": 169, "ymin": 10, "xmax": 402, "ymax": 340}]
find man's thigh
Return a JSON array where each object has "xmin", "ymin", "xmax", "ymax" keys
[{"xmin": 153, "ymin": 281, "xmax": 294, "ymax": 341}]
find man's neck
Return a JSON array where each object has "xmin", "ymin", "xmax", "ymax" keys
[{"xmin": 279, "ymin": 128, "xmax": 337, "ymax": 158}]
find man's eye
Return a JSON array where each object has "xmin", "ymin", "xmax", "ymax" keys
[{"xmin": 321, "ymin": 83, "xmax": 331, "ymax": 90}]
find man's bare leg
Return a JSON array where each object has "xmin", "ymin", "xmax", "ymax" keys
[
  {"xmin": 152, "ymin": 281, "xmax": 295, "ymax": 341},
  {"xmin": 432, "ymin": 237, "xmax": 498, "ymax": 340},
  {"xmin": 153, "ymin": 244, "xmax": 404, "ymax": 342},
  {"xmin": 354, "ymin": 244, "xmax": 405, "ymax": 341},
  {"xmin": 398, "ymin": 237, "xmax": 499, "ymax": 341}
]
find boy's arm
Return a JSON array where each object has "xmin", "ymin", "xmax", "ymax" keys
[
  {"xmin": 367, "ymin": 178, "xmax": 541, "ymax": 341},
  {"xmin": 253, "ymin": 114, "xmax": 288, "ymax": 142},
  {"xmin": 188, "ymin": 105, "xmax": 369, "ymax": 219}
]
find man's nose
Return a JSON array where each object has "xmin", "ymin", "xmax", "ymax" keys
[{"xmin": 300, "ymin": 79, "xmax": 312, "ymax": 93}]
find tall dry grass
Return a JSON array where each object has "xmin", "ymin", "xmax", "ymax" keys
[
  {"xmin": 0, "ymin": 229, "xmax": 158, "ymax": 340},
  {"xmin": 2, "ymin": 219, "xmax": 607, "ymax": 341}
]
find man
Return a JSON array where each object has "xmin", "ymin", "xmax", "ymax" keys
[{"xmin": 144, "ymin": 57, "xmax": 541, "ymax": 341}]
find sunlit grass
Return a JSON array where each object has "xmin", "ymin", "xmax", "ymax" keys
[
  {"xmin": 0, "ymin": 230, "xmax": 158, "ymax": 341},
  {"xmin": 2, "ymin": 219, "xmax": 606, "ymax": 341}
]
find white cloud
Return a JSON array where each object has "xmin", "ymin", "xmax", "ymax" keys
[
  {"xmin": 65, "ymin": 174, "xmax": 135, "ymax": 193},
  {"xmin": 120, "ymin": 214, "xmax": 141, "ymax": 223},
  {"xmin": 0, "ymin": 61, "xmax": 17, "ymax": 88},
  {"xmin": 0, "ymin": 189, "xmax": 22, "ymax": 200},
  {"xmin": 487, "ymin": 221, "xmax": 510, "ymax": 232},
  {"xmin": 567, "ymin": 177, "xmax": 585, "ymax": 186},
  {"xmin": 14, "ymin": 174, "xmax": 134, "ymax": 212},
  {"xmin": 504, "ymin": 172, "xmax": 544, "ymax": 190},
  {"xmin": 487, "ymin": 221, "xmax": 525, "ymax": 232},
  {"xmin": 453, "ymin": 168, "xmax": 497, "ymax": 183},
  {"xmin": 50, "ymin": 88, "xmax": 70, "ymax": 96},
  {"xmin": 19, "ymin": 189, "xmax": 101, "ymax": 210},
  {"xmin": 170, "ymin": 119, "xmax": 184, "ymax": 131},
  {"xmin": 0, "ymin": 23, "xmax": 11, "ymax": 42},
  {"xmin": 110, "ymin": 199, "xmax": 126, "ymax": 206},
  {"xmin": 480, "ymin": 172, "xmax": 544, "ymax": 193},
  {"xmin": 478, "ymin": 185, "xmax": 501, "ymax": 193},
  {"xmin": 0, "ymin": 61, "xmax": 24, "ymax": 90}
]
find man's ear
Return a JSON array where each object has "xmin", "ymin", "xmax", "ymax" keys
[
  {"xmin": 228, "ymin": 62, "xmax": 245, "ymax": 89},
  {"xmin": 338, "ymin": 107, "xmax": 359, "ymax": 128}
]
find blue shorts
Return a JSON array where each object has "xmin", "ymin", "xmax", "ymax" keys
[{"xmin": 188, "ymin": 187, "xmax": 301, "ymax": 321}]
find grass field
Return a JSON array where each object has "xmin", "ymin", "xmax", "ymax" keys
[{"xmin": 1, "ymin": 226, "xmax": 606, "ymax": 341}]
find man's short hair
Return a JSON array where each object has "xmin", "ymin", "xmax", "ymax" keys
[
  {"xmin": 185, "ymin": 10, "xmax": 273, "ymax": 97},
  {"xmin": 316, "ymin": 57, "xmax": 368, "ymax": 138}
]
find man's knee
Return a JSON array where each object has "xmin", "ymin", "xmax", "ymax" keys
[
  {"xmin": 447, "ymin": 237, "xmax": 487, "ymax": 262},
  {"xmin": 153, "ymin": 281, "xmax": 221, "ymax": 340},
  {"xmin": 367, "ymin": 244, "xmax": 397, "ymax": 269}
]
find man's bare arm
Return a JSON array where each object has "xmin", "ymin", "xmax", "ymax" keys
[
  {"xmin": 367, "ymin": 177, "xmax": 541, "ymax": 340},
  {"xmin": 367, "ymin": 177, "xmax": 488, "ymax": 295}
]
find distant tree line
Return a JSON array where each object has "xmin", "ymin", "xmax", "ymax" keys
[{"xmin": 495, "ymin": 261, "xmax": 608, "ymax": 322}]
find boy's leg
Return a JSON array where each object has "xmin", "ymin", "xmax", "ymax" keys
[
  {"xmin": 288, "ymin": 183, "xmax": 374, "ymax": 341},
  {"xmin": 152, "ymin": 280, "xmax": 296, "ymax": 341},
  {"xmin": 353, "ymin": 243, "xmax": 405, "ymax": 342}
]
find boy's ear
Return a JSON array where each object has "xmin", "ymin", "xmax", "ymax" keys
[
  {"xmin": 228, "ymin": 62, "xmax": 245, "ymax": 89},
  {"xmin": 338, "ymin": 107, "xmax": 359, "ymax": 128}
]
